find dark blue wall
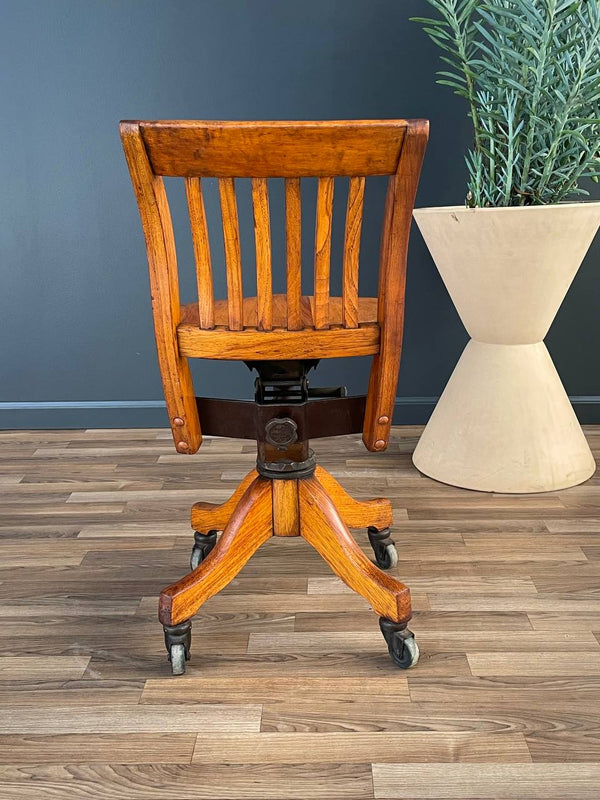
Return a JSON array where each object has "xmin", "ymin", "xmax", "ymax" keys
[{"xmin": 1, "ymin": 0, "xmax": 598, "ymax": 429}]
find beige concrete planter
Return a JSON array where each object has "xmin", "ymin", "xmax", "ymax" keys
[{"xmin": 412, "ymin": 202, "xmax": 600, "ymax": 493}]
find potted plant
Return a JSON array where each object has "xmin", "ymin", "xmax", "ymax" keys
[{"xmin": 410, "ymin": 0, "xmax": 600, "ymax": 492}]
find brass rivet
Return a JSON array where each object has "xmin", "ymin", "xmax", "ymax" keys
[
  {"xmin": 377, "ymin": 415, "xmax": 390, "ymax": 425},
  {"xmin": 177, "ymin": 441, "xmax": 190, "ymax": 452},
  {"xmin": 173, "ymin": 417, "xmax": 184, "ymax": 427},
  {"xmin": 375, "ymin": 439, "xmax": 386, "ymax": 450}
]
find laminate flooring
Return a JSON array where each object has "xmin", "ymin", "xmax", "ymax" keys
[{"xmin": 0, "ymin": 427, "xmax": 599, "ymax": 798}]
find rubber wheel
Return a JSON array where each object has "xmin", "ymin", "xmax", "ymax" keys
[
  {"xmin": 190, "ymin": 531, "xmax": 217, "ymax": 570},
  {"xmin": 170, "ymin": 643, "xmax": 187, "ymax": 675},
  {"xmin": 387, "ymin": 632, "xmax": 419, "ymax": 669},
  {"xmin": 190, "ymin": 545, "xmax": 203, "ymax": 571},
  {"xmin": 375, "ymin": 542, "xmax": 398, "ymax": 570}
]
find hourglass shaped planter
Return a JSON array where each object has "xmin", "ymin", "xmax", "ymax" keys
[{"xmin": 412, "ymin": 202, "xmax": 600, "ymax": 493}]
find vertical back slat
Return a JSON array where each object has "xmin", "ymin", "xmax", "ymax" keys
[
  {"xmin": 251, "ymin": 178, "xmax": 273, "ymax": 330},
  {"xmin": 185, "ymin": 178, "xmax": 214, "ymax": 329},
  {"xmin": 285, "ymin": 178, "xmax": 302, "ymax": 330},
  {"xmin": 218, "ymin": 177, "xmax": 244, "ymax": 330},
  {"xmin": 342, "ymin": 176, "xmax": 365, "ymax": 328},
  {"xmin": 313, "ymin": 177, "xmax": 334, "ymax": 330}
]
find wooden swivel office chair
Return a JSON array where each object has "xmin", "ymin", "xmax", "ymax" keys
[{"xmin": 120, "ymin": 119, "xmax": 428, "ymax": 674}]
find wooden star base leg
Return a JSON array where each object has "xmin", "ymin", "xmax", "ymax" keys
[
  {"xmin": 190, "ymin": 465, "xmax": 392, "ymax": 536},
  {"xmin": 159, "ymin": 468, "xmax": 411, "ymax": 631},
  {"xmin": 299, "ymin": 475, "xmax": 410, "ymax": 622},
  {"xmin": 314, "ymin": 465, "xmax": 393, "ymax": 530},
  {"xmin": 190, "ymin": 469, "xmax": 258, "ymax": 533},
  {"xmin": 159, "ymin": 476, "xmax": 273, "ymax": 626}
]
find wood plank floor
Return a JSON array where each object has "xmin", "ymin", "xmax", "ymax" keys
[{"xmin": 0, "ymin": 426, "xmax": 599, "ymax": 799}]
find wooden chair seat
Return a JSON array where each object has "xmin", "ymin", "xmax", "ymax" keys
[{"xmin": 178, "ymin": 296, "xmax": 380, "ymax": 360}]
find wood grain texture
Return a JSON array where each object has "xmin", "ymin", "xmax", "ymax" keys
[
  {"xmin": 372, "ymin": 763, "xmax": 600, "ymax": 799},
  {"xmin": 140, "ymin": 675, "xmax": 410, "ymax": 704},
  {"xmin": 259, "ymin": 696, "xmax": 600, "ymax": 732},
  {"xmin": 342, "ymin": 176, "xmax": 365, "ymax": 328},
  {"xmin": 467, "ymin": 651, "xmax": 600, "ymax": 677},
  {"xmin": 119, "ymin": 123, "xmax": 201, "ymax": 453},
  {"xmin": 191, "ymin": 469, "xmax": 258, "ymax": 532},
  {"xmin": 165, "ymin": 460, "xmax": 410, "ymax": 631},
  {"xmin": 0, "ymin": 704, "xmax": 261, "ymax": 734},
  {"xmin": 313, "ymin": 177, "xmax": 334, "ymax": 330},
  {"xmin": 299, "ymin": 477, "xmax": 411, "ymax": 622},
  {"xmin": 363, "ymin": 119, "xmax": 429, "ymax": 451},
  {"xmin": 285, "ymin": 177, "xmax": 302, "ymax": 330},
  {"xmin": 160, "ymin": 477, "xmax": 273, "ymax": 625},
  {"xmin": 218, "ymin": 177, "xmax": 244, "ymax": 330},
  {"xmin": 0, "ymin": 733, "xmax": 196, "ymax": 764},
  {"xmin": 272, "ymin": 479, "xmax": 300, "ymax": 537},
  {"xmin": 315, "ymin": 465, "xmax": 392, "ymax": 530},
  {"xmin": 185, "ymin": 177, "xmax": 214, "ymax": 329},
  {"xmin": 0, "ymin": 763, "xmax": 374, "ymax": 799},
  {"xmin": 247, "ymin": 629, "xmax": 598, "ymax": 654},
  {"xmin": 0, "ymin": 656, "xmax": 90, "ymax": 680},
  {"xmin": 189, "ymin": 731, "xmax": 531, "ymax": 764},
  {"xmin": 177, "ymin": 322, "xmax": 380, "ymax": 360},
  {"xmin": 138, "ymin": 119, "xmax": 408, "ymax": 177},
  {"xmin": 180, "ymin": 296, "xmax": 378, "ymax": 329},
  {"xmin": 2, "ymin": 425, "xmax": 600, "ymax": 798},
  {"xmin": 122, "ymin": 119, "xmax": 428, "ymax": 457},
  {"xmin": 251, "ymin": 177, "xmax": 273, "ymax": 330}
]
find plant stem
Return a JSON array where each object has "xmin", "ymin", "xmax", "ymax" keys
[
  {"xmin": 537, "ymin": 15, "xmax": 600, "ymax": 198},
  {"xmin": 518, "ymin": 0, "xmax": 557, "ymax": 203},
  {"xmin": 503, "ymin": 95, "xmax": 516, "ymax": 205},
  {"xmin": 448, "ymin": 6, "xmax": 483, "ymax": 154}
]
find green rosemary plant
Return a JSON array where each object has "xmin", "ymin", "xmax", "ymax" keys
[{"xmin": 412, "ymin": 0, "xmax": 600, "ymax": 206}]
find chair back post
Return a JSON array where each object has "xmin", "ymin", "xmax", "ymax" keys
[
  {"xmin": 120, "ymin": 122, "xmax": 202, "ymax": 453},
  {"xmin": 362, "ymin": 119, "xmax": 429, "ymax": 451}
]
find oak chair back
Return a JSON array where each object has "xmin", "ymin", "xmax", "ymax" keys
[{"xmin": 120, "ymin": 119, "xmax": 428, "ymax": 455}]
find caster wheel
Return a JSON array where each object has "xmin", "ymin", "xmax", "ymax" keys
[
  {"xmin": 169, "ymin": 643, "xmax": 187, "ymax": 675},
  {"xmin": 190, "ymin": 530, "xmax": 218, "ymax": 570},
  {"xmin": 368, "ymin": 527, "xmax": 398, "ymax": 570},
  {"xmin": 388, "ymin": 633, "xmax": 419, "ymax": 668},
  {"xmin": 379, "ymin": 617, "xmax": 419, "ymax": 669},
  {"xmin": 163, "ymin": 620, "xmax": 191, "ymax": 676},
  {"xmin": 376, "ymin": 543, "xmax": 398, "ymax": 569}
]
